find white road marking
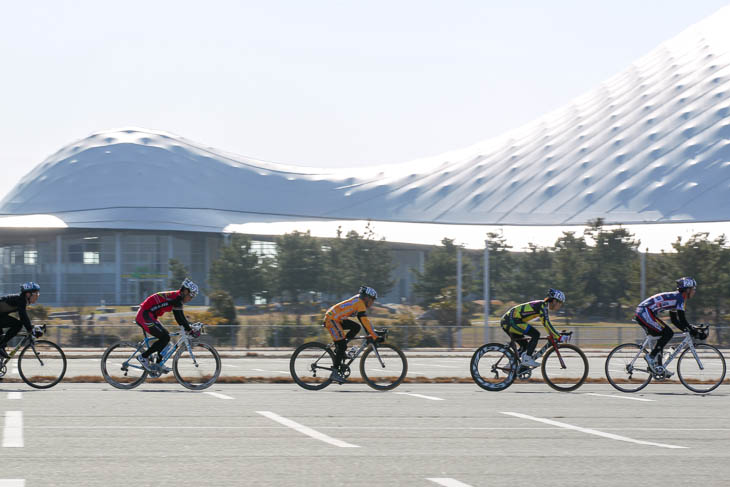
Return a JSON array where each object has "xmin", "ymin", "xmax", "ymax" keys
[
  {"xmin": 501, "ymin": 412, "xmax": 687, "ymax": 449},
  {"xmin": 585, "ymin": 393, "xmax": 655, "ymax": 402},
  {"xmin": 252, "ymin": 368, "xmax": 267, "ymax": 372},
  {"xmin": 7, "ymin": 392, "xmax": 22, "ymax": 400},
  {"xmin": 2, "ymin": 411, "xmax": 23, "ymax": 448},
  {"xmin": 427, "ymin": 478, "xmax": 473, "ymax": 487},
  {"xmin": 204, "ymin": 392, "xmax": 234, "ymax": 400},
  {"xmin": 0, "ymin": 480, "xmax": 25, "ymax": 487},
  {"xmin": 275, "ymin": 371, "xmax": 289, "ymax": 374},
  {"xmin": 223, "ymin": 364, "xmax": 239, "ymax": 368},
  {"xmin": 395, "ymin": 392, "xmax": 444, "ymax": 401},
  {"xmin": 256, "ymin": 411, "xmax": 359, "ymax": 448}
]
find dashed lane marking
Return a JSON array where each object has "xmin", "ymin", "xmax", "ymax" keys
[
  {"xmin": 585, "ymin": 392, "xmax": 655, "ymax": 402},
  {"xmin": 427, "ymin": 478, "xmax": 473, "ymax": 487},
  {"xmin": 395, "ymin": 392, "xmax": 444, "ymax": 401},
  {"xmin": 204, "ymin": 392, "xmax": 234, "ymax": 400},
  {"xmin": 501, "ymin": 412, "xmax": 687, "ymax": 449},
  {"xmin": 256, "ymin": 411, "xmax": 359, "ymax": 448},
  {"xmin": 2, "ymin": 411, "xmax": 23, "ymax": 448}
]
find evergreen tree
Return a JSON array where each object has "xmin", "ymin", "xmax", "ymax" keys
[
  {"xmin": 209, "ymin": 235, "xmax": 263, "ymax": 303},
  {"xmin": 412, "ymin": 238, "xmax": 472, "ymax": 307},
  {"xmin": 274, "ymin": 231, "xmax": 323, "ymax": 303},
  {"xmin": 168, "ymin": 258, "xmax": 189, "ymax": 289},
  {"xmin": 583, "ymin": 219, "xmax": 640, "ymax": 319},
  {"xmin": 516, "ymin": 243, "xmax": 554, "ymax": 302},
  {"xmin": 552, "ymin": 231, "xmax": 592, "ymax": 319},
  {"xmin": 672, "ymin": 233, "xmax": 730, "ymax": 322}
]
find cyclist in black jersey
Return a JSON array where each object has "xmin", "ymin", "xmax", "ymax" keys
[{"xmin": 0, "ymin": 282, "xmax": 42, "ymax": 359}]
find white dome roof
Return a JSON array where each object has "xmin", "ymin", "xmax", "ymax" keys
[{"xmin": 2, "ymin": 7, "xmax": 730, "ymax": 231}]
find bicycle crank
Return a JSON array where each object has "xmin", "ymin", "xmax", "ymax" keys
[{"xmin": 517, "ymin": 366, "xmax": 532, "ymax": 381}]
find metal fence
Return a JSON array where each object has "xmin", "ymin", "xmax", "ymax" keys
[{"xmin": 27, "ymin": 323, "xmax": 730, "ymax": 349}]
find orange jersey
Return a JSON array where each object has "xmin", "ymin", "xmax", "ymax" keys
[{"xmin": 324, "ymin": 295, "xmax": 376, "ymax": 338}]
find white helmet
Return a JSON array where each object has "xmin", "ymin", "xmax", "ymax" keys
[
  {"xmin": 547, "ymin": 288, "xmax": 566, "ymax": 303},
  {"xmin": 676, "ymin": 277, "xmax": 697, "ymax": 291},
  {"xmin": 181, "ymin": 278, "xmax": 199, "ymax": 298},
  {"xmin": 358, "ymin": 285, "xmax": 377, "ymax": 300}
]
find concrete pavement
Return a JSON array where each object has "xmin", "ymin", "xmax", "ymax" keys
[{"xmin": 2, "ymin": 383, "xmax": 730, "ymax": 486}]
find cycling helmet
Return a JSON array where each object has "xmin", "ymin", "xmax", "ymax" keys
[
  {"xmin": 358, "ymin": 285, "xmax": 377, "ymax": 300},
  {"xmin": 547, "ymin": 288, "xmax": 566, "ymax": 303},
  {"xmin": 676, "ymin": 277, "xmax": 697, "ymax": 291},
  {"xmin": 180, "ymin": 278, "xmax": 199, "ymax": 298},
  {"xmin": 20, "ymin": 282, "xmax": 40, "ymax": 294}
]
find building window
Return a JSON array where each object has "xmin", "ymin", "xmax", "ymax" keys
[
  {"xmin": 24, "ymin": 250, "xmax": 38, "ymax": 265},
  {"xmin": 83, "ymin": 251, "xmax": 100, "ymax": 265}
]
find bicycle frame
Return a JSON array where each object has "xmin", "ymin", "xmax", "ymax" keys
[
  {"xmin": 510, "ymin": 334, "xmax": 567, "ymax": 369},
  {"xmin": 0, "ymin": 334, "xmax": 39, "ymax": 369},
  {"xmin": 122, "ymin": 326, "xmax": 198, "ymax": 372},
  {"xmin": 628, "ymin": 332, "xmax": 697, "ymax": 371},
  {"xmin": 306, "ymin": 336, "xmax": 386, "ymax": 376}
]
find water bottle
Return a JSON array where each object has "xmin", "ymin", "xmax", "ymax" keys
[{"xmin": 346, "ymin": 347, "xmax": 357, "ymax": 359}]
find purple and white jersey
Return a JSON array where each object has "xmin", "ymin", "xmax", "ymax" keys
[{"xmin": 636, "ymin": 291, "xmax": 685, "ymax": 314}]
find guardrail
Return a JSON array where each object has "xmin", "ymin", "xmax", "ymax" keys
[{"xmin": 12, "ymin": 323, "xmax": 730, "ymax": 349}]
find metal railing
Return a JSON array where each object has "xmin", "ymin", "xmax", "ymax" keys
[{"xmin": 17, "ymin": 323, "xmax": 730, "ymax": 349}]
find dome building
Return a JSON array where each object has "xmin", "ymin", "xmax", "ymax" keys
[{"xmin": 1, "ymin": 7, "xmax": 729, "ymax": 305}]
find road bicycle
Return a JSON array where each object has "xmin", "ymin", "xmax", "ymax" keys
[
  {"xmin": 470, "ymin": 331, "xmax": 588, "ymax": 392},
  {"xmin": 101, "ymin": 322, "xmax": 221, "ymax": 391},
  {"xmin": 605, "ymin": 323, "xmax": 725, "ymax": 394},
  {"xmin": 0, "ymin": 324, "xmax": 66, "ymax": 389},
  {"xmin": 290, "ymin": 328, "xmax": 408, "ymax": 391}
]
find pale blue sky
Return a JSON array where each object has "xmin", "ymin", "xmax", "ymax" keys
[{"xmin": 1, "ymin": 0, "xmax": 728, "ymax": 199}]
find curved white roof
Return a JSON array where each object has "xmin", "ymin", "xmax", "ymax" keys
[{"xmin": 2, "ymin": 7, "xmax": 730, "ymax": 231}]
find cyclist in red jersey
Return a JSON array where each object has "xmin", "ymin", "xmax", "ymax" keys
[{"xmin": 135, "ymin": 278, "xmax": 200, "ymax": 372}]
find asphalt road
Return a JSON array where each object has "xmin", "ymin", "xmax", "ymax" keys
[{"xmin": 2, "ymin": 382, "xmax": 730, "ymax": 486}]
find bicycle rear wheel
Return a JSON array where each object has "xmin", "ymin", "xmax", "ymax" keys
[
  {"xmin": 101, "ymin": 341, "xmax": 148, "ymax": 390},
  {"xmin": 604, "ymin": 343, "xmax": 652, "ymax": 393},
  {"xmin": 541, "ymin": 344, "xmax": 588, "ymax": 392},
  {"xmin": 359, "ymin": 343, "xmax": 408, "ymax": 391},
  {"xmin": 173, "ymin": 342, "xmax": 222, "ymax": 390},
  {"xmin": 290, "ymin": 342, "xmax": 335, "ymax": 390},
  {"xmin": 470, "ymin": 343, "xmax": 517, "ymax": 391},
  {"xmin": 18, "ymin": 340, "xmax": 66, "ymax": 389},
  {"xmin": 677, "ymin": 344, "xmax": 726, "ymax": 394}
]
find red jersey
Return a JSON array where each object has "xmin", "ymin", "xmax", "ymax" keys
[{"xmin": 137, "ymin": 290, "xmax": 184, "ymax": 321}]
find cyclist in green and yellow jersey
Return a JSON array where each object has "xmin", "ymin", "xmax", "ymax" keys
[{"xmin": 500, "ymin": 288, "xmax": 566, "ymax": 367}]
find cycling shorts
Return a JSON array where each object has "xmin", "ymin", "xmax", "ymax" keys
[{"xmin": 635, "ymin": 307, "xmax": 665, "ymax": 334}]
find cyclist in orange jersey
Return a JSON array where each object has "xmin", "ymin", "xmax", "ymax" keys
[{"xmin": 323, "ymin": 285, "xmax": 378, "ymax": 383}]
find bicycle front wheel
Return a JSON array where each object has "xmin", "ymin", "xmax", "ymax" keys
[
  {"xmin": 18, "ymin": 340, "xmax": 67, "ymax": 389},
  {"xmin": 677, "ymin": 344, "xmax": 726, "ymax": 394},
  {"xmin": 101, "ymin": 341, "xmax": 148, "ymax": 390},
  {"xmin": 290, "ymin": 342, "xmax": 335, "ymax": 390},
  {"xmin": 541, "ymin": 344, "xmax": 588, "ymax": 392},
  {"xmin": 359, "ymin": 343, "xmax": 408, "ymax": 391},
  {"xmin": 173, "ymin": 342, "xmax": 222, "ymax": 390},
  {"xmin": 470, "ymin": 343, "xmax": 517, "ymax": 391},
  {"xmin": 604, "ymin": 343, "xmax": 652, "ymax": 393}
]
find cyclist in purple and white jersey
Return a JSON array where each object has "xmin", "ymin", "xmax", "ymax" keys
[{"xmin": 635, "ymin": 277, "xmax": 696, "ymax": 372}]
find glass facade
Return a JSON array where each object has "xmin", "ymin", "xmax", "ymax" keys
[
  {"xmin": 0, "ymin": 229, "xmax": 222, "ymax": 306},
  {"xmin": 0, "ymin": 229, "xmax": 420, "ymax": 305}
]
